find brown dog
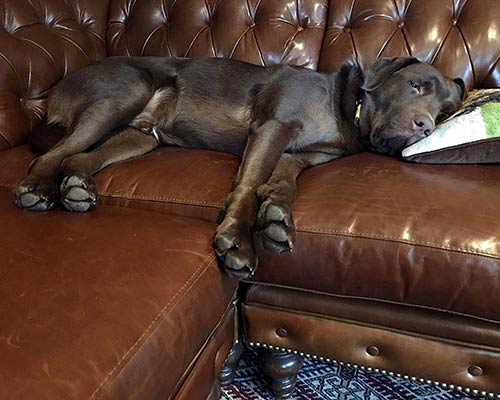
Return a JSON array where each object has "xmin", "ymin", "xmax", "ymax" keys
[{"xmin": 15, "ymin": 56, "xmax": 466, "ymax": 278}]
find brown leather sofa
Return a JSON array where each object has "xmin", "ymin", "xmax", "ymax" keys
[{"xmin": 1, "ymin": 0, "xmax": 499, "ymax": 399}]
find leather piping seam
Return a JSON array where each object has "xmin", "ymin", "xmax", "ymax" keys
[
  {"xmin": 243, "ymin": 302, "xmax": 500, "ymax": 353},
  {"xmin": 0, "ymin": 186, "xmax": 223, "ymax": 209},
  {"xmin": 97, "ymin": 191, "xmax": 223, "ymax": 208},
  {"xmin": 243, "ymin": 281, "xmax": 500, "ymax": 325},
  {"xmin": 89, "ymin": 254, "xmax": 216, "ymax": 400},
  {"xmin": 294, "ymin": 226, "xmax": 500, "ymax": 260},
  {"xmin": 1, "ymin": 185, "xmax": 498, "ymax": 258},
  {"xmin": 172, "ymin": 297, "xmax": 238, "ymax": 397}
]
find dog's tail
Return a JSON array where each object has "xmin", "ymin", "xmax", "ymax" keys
[{"xmin": 29, "ymin": 119, "xmax": 65, "ymax": 156}]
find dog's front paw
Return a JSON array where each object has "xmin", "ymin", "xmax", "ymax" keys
[
  {"xmin": 60, "ymin": 174, "xmax": 97, "ymax": 212},
  {"xmin": 213, "ymin": 220, "xmax": 256, "ymax": 279},
  {"xmin": 15, "ymin": 176, "xmax": 57, "ymax": 211},
  {"xmin": 256, "ymin": 196, "xmax": 295, "ymax": 254}
]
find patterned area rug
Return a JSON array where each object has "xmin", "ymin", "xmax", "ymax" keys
[{"xmin": 221, "ymin": 350, "xmax": 481, "ymax": 399}]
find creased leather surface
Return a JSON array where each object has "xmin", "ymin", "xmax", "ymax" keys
[
  {"xmin": 0, "ymin": 190, "xmax": 237, "ymax": 400},
  {"xmin": 0, "ymin": 0, "xmax": 109, "ymax": 151}
]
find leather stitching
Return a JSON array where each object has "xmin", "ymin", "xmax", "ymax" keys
[
  {"xmin": 0, "ymin": 184, "xmax": 497, "ymax": 259},
  {"xmin": 98, "ymin": 191, "xmax": 223, "ymax": 208},
  {"xmin": 295, "ymin": 227, "xmax": 500, "ymax": 260},
  {"xmin": 89, "ymin": 254, "xmax": 216, "ymax": 400},
  {"xmin": 245, "ymin": 282, "xmax": 500, "ymax": 325}
]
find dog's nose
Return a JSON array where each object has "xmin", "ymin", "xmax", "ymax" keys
[{"xmin": 412, "ymin": 115, "xmax": 434, "ymax": 136}]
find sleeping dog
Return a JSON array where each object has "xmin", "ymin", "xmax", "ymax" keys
[{"xmin": 15, "ymin": 56, "xmax": 466, "ymax": 278}]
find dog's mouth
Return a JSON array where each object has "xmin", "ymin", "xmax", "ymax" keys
[{"xmin": 370, "ymin": 128, "xmax": 430, "ymax": 155}]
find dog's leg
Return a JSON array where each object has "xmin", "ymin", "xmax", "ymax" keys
[
  {"xmin": 256, "ymin": 152, "xmax": 340, "ymax": 254},
  {"xmin": 15, "ymin": 98, "xmax": 148, "ymax": 211},
  {"xmin": 59, "ymin": 127, "xmax": 159, "ymax": 212},
  {"xmin": 255, "ymin": 153, "xmax": 306, "ymax": 254},
  {"xmin": 213, "ymin": 119, "xmax": 296, "ymax": 278}
]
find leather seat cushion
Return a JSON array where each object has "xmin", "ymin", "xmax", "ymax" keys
[
  {"xmin": 0, "ymin": 145, "xmax": 238, "ymax": 222},
  {"xmin": 3, "ymin": 146, "xmax": 500, "ymax": 322},
  {"xmin": 0, "ymin": 190, "xmax": 237, "ymax": 400},
  {"xmin": 252, "ymin": 153, "xmax": 500, "ymax": 323}
]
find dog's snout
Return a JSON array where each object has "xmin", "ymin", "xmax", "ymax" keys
[{"xmin": 412, "ymin": 115, "xmax": 434, "ymax": 136}]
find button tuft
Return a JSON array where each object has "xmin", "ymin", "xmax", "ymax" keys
[
  {"xmin": 366, "ymin": 346, "xmax": 380, "ymax": 356},
  {"xmin": 468, "ymin": 366, "xmax": 483, "ymax": 376},
  {"xmin": 276, "ymin": 328, "xmax": 288, "ymax": 338}
]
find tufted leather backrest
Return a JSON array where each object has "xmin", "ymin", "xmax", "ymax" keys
[
  {"xmin": 107, "ymin": 0, "xmax": 328, "ymax": 69},
  {"xmin": 319, "ymin": 0, "xmax": 500, "ymax": 90},
  {"xmin": 108, "ymin": 0, "xmax": 499, "ymax": 91},
  {"xmin": 0, "ymin": 0, "xmax": 109, "ymax": 151}
]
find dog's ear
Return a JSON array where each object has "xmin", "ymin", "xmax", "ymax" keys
[
  {"xmin": 453, "ymin": 77, "xmax": 467, "ymax": 101},
  {"xmin": 362, "ymin": 57, "xmax": 420, "ymax": 92}
]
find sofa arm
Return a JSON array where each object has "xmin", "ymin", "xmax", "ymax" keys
[{"xmin": 0, "ymin": 0, "xmax": 110, "ymax": 152}]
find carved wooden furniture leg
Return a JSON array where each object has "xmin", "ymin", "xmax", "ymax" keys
[
  {"xmin": 258, "ymin": 349, "xmax": 304, "ymax": 398},
  {"xmin": 220, "ymin": 341, "xmax": 244, "ymax": 385}
]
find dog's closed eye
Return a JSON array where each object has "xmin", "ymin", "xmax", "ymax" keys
[
  {"xmin": 410, "ymin": 80, "xmax": 424, "ymax": 95},
  {"xmin": 437, "ymin": 111, "xmax": 451, "ymax": 123}
]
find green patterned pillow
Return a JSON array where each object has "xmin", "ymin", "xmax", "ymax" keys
[{"xmin": 402, "ymin": 89, "xmax": 500, "ymax": 163}]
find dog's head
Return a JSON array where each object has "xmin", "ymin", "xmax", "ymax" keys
[{"xmin": 359, "ymin": 57, "xmax": 466, "ymax": 155}]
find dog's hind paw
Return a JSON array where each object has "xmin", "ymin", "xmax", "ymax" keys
[
  {"xmin": 60, "ymin": 174, "xmax": 97, "ymax": 212},
  {"xmin": 256, "ymin": 198, "xmax": 295, "ymax": 254},
  {"xmin": 213, "ymin": 223, "xmax": 257, "ymax": 279},
  {"xmin": 15, "ymin": 177, "xmax": 57, "ymax": 211}
]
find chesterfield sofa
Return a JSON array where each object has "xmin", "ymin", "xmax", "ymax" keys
[{"xmin": 1, "ymin": 0, "xmax": 500, "ymax": 399}]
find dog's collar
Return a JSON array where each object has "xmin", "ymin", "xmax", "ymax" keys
[
  {"xmin": 151, "ymin": 126, "xmax": 161, "ymax": 143},
  {"xmin": 354, "ymin": 100, "xmax": 362, "ymax": 127}
]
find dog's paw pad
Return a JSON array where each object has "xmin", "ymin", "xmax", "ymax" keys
[
  {"xmin": 265, "ymin": 204, "xmax": 291, "ymax": 226},
  {"xmin": 213, "ymin": 225, "xmax": 256, "ymax": 279},
  {"xmin": 60, "ymin": 174, "xmax": 97, "ymax": 212},
  {"xmin": 15, "ymin": 179, "xmax": 57, "ymax": 211},
  {"xmin": 257, "ymin": 199, "xmax": 295, "ymax": 254},
  {"xmin": 264, "ymin": 222, "xmax": 289, "ymax": 243}
]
